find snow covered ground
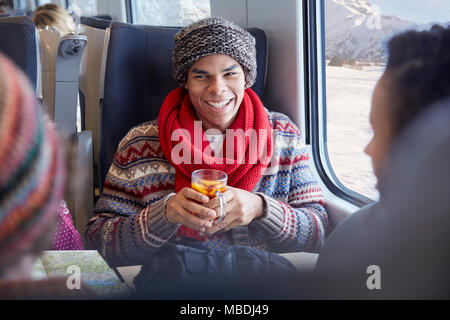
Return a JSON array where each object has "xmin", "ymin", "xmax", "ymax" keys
[{"xmin": 326, "ymin": 65, "xmax": 384, "ymax": 200}]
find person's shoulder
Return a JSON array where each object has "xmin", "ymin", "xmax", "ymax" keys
[
  {"xmin": 117, "ymin": 119, "xmax": 159, "ymax": 150},
  {"xmin": 267, "ymin": 110, "xmax": 302, "ymax": 137},
  {"xmin": 315, "ymin": 203, "xmax": 378, "ymax": 273}
]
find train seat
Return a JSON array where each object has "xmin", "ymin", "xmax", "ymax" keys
[
  {"xmin": 98, "ymin": 21, "xmax": 267, "ymax": 191},
  {"xmin": 37, "ymin": 26, "xmax": 93, "ymax": 235}
]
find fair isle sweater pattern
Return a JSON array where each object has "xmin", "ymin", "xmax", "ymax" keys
[{"xmin": 85, "ymin": 111, "xmax": 328, "ymax": 267}]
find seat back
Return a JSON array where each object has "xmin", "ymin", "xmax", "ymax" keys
[
  {"xmin": 79, "ymin": 16, "xmax": 111, "ymax": 172},
  {"xmin": 0, "ymin": 16, "xmax": 37, "ymax": 89},
  {"xmin": 98, "ymin": 22, "xmax": 267, "ymax": 190}
]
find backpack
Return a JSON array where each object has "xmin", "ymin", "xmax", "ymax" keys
[{"xmin": 134, "ymin": 244, "xmax": 298, "ymax": 299}]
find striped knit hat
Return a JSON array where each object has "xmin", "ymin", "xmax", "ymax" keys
[
  {"xmin": 172, "ymin": 17, "xmax": 257, "ymax": 88},
  {"xmin": 0, "ymin": 54, "xmax": 65, "ymax": 271}
]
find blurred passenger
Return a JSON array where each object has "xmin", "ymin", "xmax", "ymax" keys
[
  {"xmin": 314, "ymin": 25, "xmax": 450, "ymax": 299},
  {"xmin": 0, "ymin": 54, "xmax": 89, "ymax": 298},
  {"xmin": 0, "ymin": 0, "xmax": 12, "ymax": 15},
  {"xmin": 32, "ymin": 3, "xmax": 76, "ymax": 35}
]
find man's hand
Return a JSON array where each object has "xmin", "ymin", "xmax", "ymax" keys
[
  {"xmin": 203, "ymin": 186, "xmax": 264, "ymax": 236},
  {"xmin": 165, "ymin": 187, "xmax": 217, "ymax": 233}
]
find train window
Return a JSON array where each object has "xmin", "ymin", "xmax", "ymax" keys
[
  {"xmin": 316, "ymin": 0, "xmax": 450, "ymax": 203},
  {"xmin": 131, "ymin": 0, "xmax": 210, "ymax": 26}
]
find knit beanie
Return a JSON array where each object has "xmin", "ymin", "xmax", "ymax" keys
[
  {"xmin": 172, "ymin": 17, "xmax": 257, "ymax": 88},
  {"xmin": 0, "ymin": 54, "xmax": 65, "ymax": 272}
]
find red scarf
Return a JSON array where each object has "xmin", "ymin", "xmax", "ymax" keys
[{"xmin": 158, "ymin": 87, "xmax": 273, "ymax": 240}]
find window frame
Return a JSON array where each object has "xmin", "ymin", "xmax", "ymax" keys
[
  {"xmin": 306, "ymin": 0, "xmax": 375, "ymax": 207},
  {"xmin": 126, "ymin": 0, "xmax": 134, "ymax": 23}
]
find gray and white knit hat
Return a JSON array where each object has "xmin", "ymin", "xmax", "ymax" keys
[{"xmin": 172, "ymin": 17, "xmax": 257, "ymax": 88}]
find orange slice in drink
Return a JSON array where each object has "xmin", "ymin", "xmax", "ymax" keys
[{"xmin": 191, "ymin": 179, "xmax": 226, "ymax": 198}]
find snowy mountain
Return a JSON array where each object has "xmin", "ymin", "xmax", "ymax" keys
[{"xmin": 325, "ymin": 0, "xmax": 414, "ymax": 63}]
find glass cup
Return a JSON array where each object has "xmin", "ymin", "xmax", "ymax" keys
[{"xmin": 191, "ymin": 169, "xmax": 227, "ymax": 223}]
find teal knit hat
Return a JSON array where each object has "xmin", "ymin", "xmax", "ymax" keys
[{"xmin": 0, "ymin": 54, "xmax": 66, "ymax": 271}]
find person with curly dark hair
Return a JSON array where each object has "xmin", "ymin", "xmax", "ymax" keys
[{"xmin": 314, "ymin": 25, "xmax": 450, "ymax": 299}]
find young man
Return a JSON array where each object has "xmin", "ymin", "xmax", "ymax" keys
[{"xmin": 86, "ymin": 17, "xmax": 328, "ymax": 267}]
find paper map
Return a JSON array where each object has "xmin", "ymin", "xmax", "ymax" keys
[{"xmin": 31, "ymin": 250, "xmax": 131, "ymax": 298}]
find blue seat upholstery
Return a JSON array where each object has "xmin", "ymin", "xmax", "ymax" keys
[
  {"xmin": 0, "ymin": 16, "xmax": 37, "ymax": 89},
  {"xmin": 99, "ymin": 22, "xmax": 267, "ymax": 190}
]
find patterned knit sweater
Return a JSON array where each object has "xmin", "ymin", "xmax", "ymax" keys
[{"xmin": 85, "ymin": 111, "xmax": 328, "ymax": 267}]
